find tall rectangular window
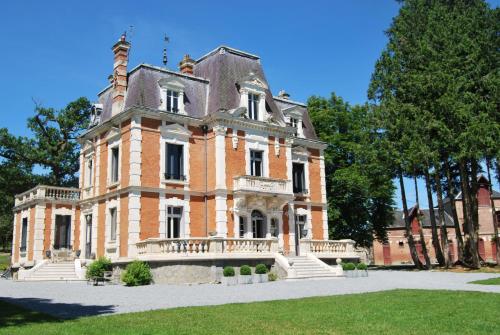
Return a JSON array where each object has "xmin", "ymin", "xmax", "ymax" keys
[
  {"xmin": 166, "ymin": 206, "xmax": 182, "ymax": 238},
  {"xmin": 288, "ymin": 117, "xmax": 298, "ymax": 136},
  {"xmin": 250, "ymin": 150, "xmax": 263, "ymax": 177},
  {"xmin": 165, "ymin": 143, "xmax": 184, "ymax": 180},
  {"xmin": 110, "ymin": 208, "xmax": 117, "ymax": 241},
  {"xmin": 292, "ymin": 163, "xmax": 306, "ymax": 193},
  {"xmin": 248, "ymin": 93, "xmax": 259, "ymax": 120},
  {"xmin": 166, "ymin": 90, "xmax": 179, "ymax": 113},
  {"xmin": 20, "ymin": 217, "xmax": 28, "ymax": 252},
  {"xmin": 111, "ymin": 147, "xmax": 119, "ymax": 183},
  {"xmin": 239, "ymin": 217, "xmax": 246, "ymax": 238}
]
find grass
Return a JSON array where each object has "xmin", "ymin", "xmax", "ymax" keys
[
  {"xmin": 0, "ymin": 289, "xmax": 499, "ymax": 335},
  {"xmin": 0, "ymin": 252, "xmax": 10, "ymax": 271},
  {"xmin": 469, "ymin": 277, "xmax": 500, "ymax": 285}
]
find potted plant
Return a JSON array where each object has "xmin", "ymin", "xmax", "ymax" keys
[
  {"xmin": 252, "ymin": 264, "xmax": 268, "ymax": 283},
  {"xmin": 238, "ymin": 265, "xmax": 252, "ymax": 284},
  {"xmin": 221, "ymin": 266, "xmax": 237, "ymax": 286},
  {"xmin": 356, "ymin": 262, "xmax": 368, "ymax": 277},
  {"xmin": 342, "ymin": 262, "xmax": 356, "ymax": 278}
]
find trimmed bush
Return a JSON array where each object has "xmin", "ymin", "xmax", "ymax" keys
[
  {"xmin": 223, "ymin": 266, "xmax": 235, "ymax": 277},
  {"xmin": 342, "ymin": 262, "xmax": 356, "ymax": 271},
  {"xmin": 121, "ymin": 260, "xmax": 152, "ymax": 286},
  {"xmin": 268, "ymin": 272, "xmax": 278, "ymax": 281},
  {"xmin": 240, "ymin": 265, "xmax": 251, "ymax": 275},
  {"xmin": 86, "ymin": 257, "xmax": 112, "ymax": 279},
  {"xmin": 357, "ymin": 262, "xmax": 368, "ymax": 270},
  {"xmin": 255, "ymin": 264, "xmax": 268, "ymax": 274}
]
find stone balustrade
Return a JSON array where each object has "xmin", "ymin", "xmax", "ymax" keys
[
  {"xmin": 233, "ymin": 175, "xmax": 293, "ymax": 195},
  {"xmin": 299, "ymin": 239, "xmax": 359, "ymax": 258},
  {"xmin": 136, "ymin": 237, "xmax": 279, "ymax": 259},
  {"xmin": 14, "ymin": 185, "xmax": 81, "ymax": 207}
]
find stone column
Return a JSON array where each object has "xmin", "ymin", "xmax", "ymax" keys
[
  {"xmin": 129, "ymin": 116, "xmax": 142, "ymax": 187},
  {"xmin": 128, "ymin": 191, "xmax": 141, "ymax": 257},
  {"xmin": 33, "ymin": 204, "xmax": 45, "ymax": 262},
  {"xmin": 288, "ymin": 203, "xmax": 296, "ymax": 256},
  {"xmin": 214, "ymin": 125, "xmax": 228, "ymax": 237},
  {"xmin": 319, "ymin": 148, "xmax": 329, "ymax": 240}
]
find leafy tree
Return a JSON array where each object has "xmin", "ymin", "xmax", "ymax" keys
[
  {"xmin": 308, "ymin": 93, "xmax": 395, "ymax": 247},
  {"xmin": 0, "ymin": 97, "xmax": 91, "ymax": 252}
]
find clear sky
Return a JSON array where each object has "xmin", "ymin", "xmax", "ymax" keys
[{"xmin": 1, "ymin": 1, "xmax": 498, "ymax": 208}]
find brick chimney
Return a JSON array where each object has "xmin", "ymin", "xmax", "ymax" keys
[
  {"xmin": 111, "ymin": 33, "xmax": 131, "ymax": 116},
  {"xmin": 178, "ymin": 54, "xmax": 195, "ymax": 75}
]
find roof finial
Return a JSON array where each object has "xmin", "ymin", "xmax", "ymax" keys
[{"xmin": 163, "ymin": 34, "xmax": 170, "ymax": 68}]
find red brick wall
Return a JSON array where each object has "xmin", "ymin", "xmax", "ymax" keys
[{"xmin": 140, "ymin": 192, "xmax": 159, "ymax": 240}]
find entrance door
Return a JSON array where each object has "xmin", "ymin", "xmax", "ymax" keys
[
  {"xmin": 415, "ymin": 241, "xmax": 425, "ymax": 264},
  {"xmin": 294, "ymin": 215, "xmax": 307, "ymax": 256},
  {"xmin": 382, "ymin": 243, "xmax": 391, "ymax": 265},
  {"xmin": 251, "ymin": 210, "xmax": 265, "ymax": 238},
  {"xmin": 54, "ymin": 215, "xmax": 71, "ymax": 249},
  {"xmin": 85, "ymin": 214, "xmax": 92, "ymax": 259}
]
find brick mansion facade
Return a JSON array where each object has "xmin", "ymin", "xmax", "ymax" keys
[{"xmin": 11, "ymin": 35, "xmax": 358, "ymax": 282}]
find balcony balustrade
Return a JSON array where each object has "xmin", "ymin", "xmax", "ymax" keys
[
  {"xmin": 233, "ymin": 175, "xmax": 293, "ymax": 196},
  {"xmin": 14, "ymin": 185, "xmax": 81, "ymax": 207}
]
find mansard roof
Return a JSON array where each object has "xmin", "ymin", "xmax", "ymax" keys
[{"xmin": 96, "ymin": 45, "xmax": 318, "ymax": 140}]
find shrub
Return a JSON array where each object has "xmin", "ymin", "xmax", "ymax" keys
[
  {"xmin": 342, "ymin": 262, "xmax": 356, "ymax": 271},
  {"xmin": 121, "ymin": 261, "xmax": 152, "ymax": 286},
  {"xmin": 223, "ymin": 266, "xmax": 235, "ymax": 277},
  {"xmin": 86, "ymin": 257, "xmax": 112, "ymax": 279},
  {"xmin": 268, "ymin": 272, "xmax": 278, "ymax": 281},
  {"xmin": 240, "ymin": 265, "xmax": 251, "ymax": 275},
  {"xmin": 255, "ymin": 264, "xmax": 268, "ymax": 274},
  {"xmin": 357, "ymin": 262, "xmax": 368, "ymax": 270}
]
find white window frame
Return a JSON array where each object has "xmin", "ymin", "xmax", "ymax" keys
[
  {"xmin": 245, "ymin": 132, "xmax": 269, "ymax": 177},
  {"xmin": 238, "ymin": 73, "xmax": 267, "ymax": 122},
  {"xmin": 159, "ymin": 123, "xmax": 192, "ymax": 185},
  {"xmin": 106, "ymin": 127, "xmax": 121, "ymax": 187},
  {"xmin": 165, "ymin": 206, "xmax": 183, "ymax": 238},
  {"xmin": 109, "ymin": 207, "xmax": 117, "ymax": 242},
  {"xmin": 292, "ymin": 146, "xmax": 310, "ymax": 195},
  {"xmin": 250, "ymin": 149, "xmax": 264, "ymax": 177},
  {"xmin": 160, "ymin": 196, "xmax": 190, "ymax": 238},
  {"xmin": 159, "ymin": 78, "xmax": 186, "ymax": 115}
]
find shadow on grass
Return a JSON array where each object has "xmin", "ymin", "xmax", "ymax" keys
[{"xmin": 0, "ymin": 297, "xmax": 116, "ymax": 326}]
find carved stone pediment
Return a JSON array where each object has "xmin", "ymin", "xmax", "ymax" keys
[
  {"xmin": 160, "ymin": 123, "xmax": 192, "ymax": 141},
  {"xmin": 105, "ymin": 127, "xmax": 121, "ymax": 142},
  {"xmin": 158, "ymin": 77, "xmax": 185, "ymax": 90},
  {"xmin": 238, "ymin": 72, "xmax": 268, "ymax": 90},
  {"xmin": 292, "ymin": 146, "xmax": 310, "ymax": 160}
]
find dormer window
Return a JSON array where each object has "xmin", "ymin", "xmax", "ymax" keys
[
  {"xmin": 166, "ymin": 90, "xmax": 179, "ymax": 113},
  {"xmin": 248, "ymin": 93, "xmax": 259, "ymax": 120},
  {"xmin": 158, "ymin": 77, "xmax": 186, "ymax": 115},
  {"xmin": 238, "ymin": 72, "xmax": 268, "ymax": 122},
  {"xmin": 283, "ymin": 106, "xmax": 306, "ymax": 138}
]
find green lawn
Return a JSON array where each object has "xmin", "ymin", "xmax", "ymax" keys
[
  {"xmin": 469, "ymin": 277, "xmax": 500, "ymax": 285},
  {"xmin": 0, "ymin": 253, "xmax": 10, "ymax": 271},
  {"xmin": 1, "ymin": 290, "xmax": 499, "ymax": 334}
]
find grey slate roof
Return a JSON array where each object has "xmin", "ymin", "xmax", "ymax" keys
[
  {"xmin": 390, "ymin": 208, "xmax": 455, "ymax": 229},
  {"xmin": 96, "ymin": 46, "xmax": 317, "ymax": 140}
]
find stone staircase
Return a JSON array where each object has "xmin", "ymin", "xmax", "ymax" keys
[
  {"xmin": 287, "ymin": 256, "xmax": 340, "ymax": 279},
  {"xmin": 24, "ymin": 262, "xmax": 82, "ymax": 281}
]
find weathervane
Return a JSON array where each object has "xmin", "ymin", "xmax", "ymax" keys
[{"xmin": 163, "ymin": 34, "xmax": 170, "ymax": 67}]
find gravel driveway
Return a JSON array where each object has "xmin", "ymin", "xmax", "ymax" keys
[{"xmin": 1, "ymin": 270, "xmax": 499, "ymax": 319}]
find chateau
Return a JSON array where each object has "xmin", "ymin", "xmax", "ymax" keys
[{"xmin": 11, "ymin": 34, "xmax": 359, "ymax": 282}]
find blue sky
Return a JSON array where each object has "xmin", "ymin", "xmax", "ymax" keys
[{"xmin": 1, "ymin": 1, "xmax": 498, "ymax": 208}]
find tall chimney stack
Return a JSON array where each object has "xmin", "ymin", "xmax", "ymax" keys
[
  {"xmin": 111, "ymin": 33, "xmax": 131, "ymax": 116},
  {"xmin": 178, "ymin": 54, "xmax": 195, "ymax": 75}
]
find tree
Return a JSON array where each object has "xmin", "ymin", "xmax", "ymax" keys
[
  {"xmin": 0, "ymin": 97, "xmax": 91, "ymax": 251},
  {"xmin": 308, "ymin": 93, "xmax": 395, "ymax": 248},
  {"xmin": 369, "ymin": 0, "xmax": 498, "ymax": 268}
]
